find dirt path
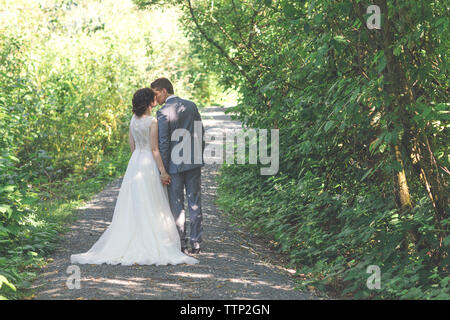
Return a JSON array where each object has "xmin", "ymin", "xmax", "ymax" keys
[{"xmin": 31, "ymin": 107, "xmax": 319, "ymax": 300}]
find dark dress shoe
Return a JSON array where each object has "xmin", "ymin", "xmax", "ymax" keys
[{"xmin": 190, "ymin": 248, "xmax": 201, "ymax": 254}]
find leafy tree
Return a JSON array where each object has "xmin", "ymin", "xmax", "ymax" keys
[{"xmin": 135, "ymin": 0, "xmax": 449, "ymax": 299}]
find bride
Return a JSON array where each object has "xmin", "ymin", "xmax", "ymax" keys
[{"xmin": 70, "ymin": 88, "xmax": 199, "ymax": 266}]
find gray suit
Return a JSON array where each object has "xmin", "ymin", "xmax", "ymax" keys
[{"xmin": 157, "ymin": 96, "xmax": 205, "ymax": 249}]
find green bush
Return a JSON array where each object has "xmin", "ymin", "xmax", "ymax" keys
[
  {"xmin": 0, "ymin": 32, "xmax": 132, "ymax": 299},
  {"xmin": 0, "ymin": 0, "xmax": 222, "ymax": 299},
  {"xmin": 147, "ymin": 0, "xmax": 448, "ymax": 299}
]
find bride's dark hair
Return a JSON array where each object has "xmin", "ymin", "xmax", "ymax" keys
[{"xmin": 132, "ymin": 88, "xmax": 155, "ymax": 117}]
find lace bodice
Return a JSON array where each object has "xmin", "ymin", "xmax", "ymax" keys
[{"xmin": 130, "ymin": 114, "xmax": 153, "ymax": 151}]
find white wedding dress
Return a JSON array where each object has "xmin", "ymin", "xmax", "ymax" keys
[{"xmin": 70, "ymin": 115, "xmax": 199, "ymax": 266}]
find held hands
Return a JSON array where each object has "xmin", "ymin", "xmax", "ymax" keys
[{"xmin": 160, "ymin": 172, "xmax": 171, "ymax": 185}]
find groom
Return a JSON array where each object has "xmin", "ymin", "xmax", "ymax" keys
[{"xmin": 152, "ymin": 78, "xmax": 205, "ymax": 255}]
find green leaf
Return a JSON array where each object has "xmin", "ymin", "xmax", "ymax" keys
[
  {"xmin": 392, "ymin": 160, "xmax": 403, "ymax": 172},
  {"xmin": 361, "ymin": 168, "xmax": 374, "ymax": 181},
  {"xmin": 444, "ymin": 235, "xmax": 450, "ymax": 246},
  {"xmin": 8, "ymin": 155, "xmax": 20, "ymax": 163},
  {"xmin": 283, "ymin": 2, "xmax": 296, "ymax": 19},
  {"xmin": 0, "ymin": 185, "xmax": 15, "ymax": 193},
  {"xmin": 434, "ymin": 292, "xmax": 450, "ymax": 300},
  {"xmin": 304, "ymin": 23, "xmax": 310, "ymax": 34},
  {"xmin": 421, "ymin": 106, "xmax": 432, "ymax": 118},
  {"xmin": 393, "ymin": 46, "xmax": 402, "ymax": 56},
  {"xmin": 0, "ymin": 204, "xmax": 12, "ymax": 214},
  {"xmin": 377, "ymin": 55, "xmax": 387, "ymax": 73},
  {"xmin": 0, "ymin": 275, "xmax": 16, "ymax": 292},
  {"xmin": 324, "ymin": 120, "xmax": 334, "ymax": 132},
  {"xmin": 369, "ymin": 133, "xmax": 385, "ymax": 153}
]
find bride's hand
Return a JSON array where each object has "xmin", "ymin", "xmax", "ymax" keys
[{"xmin": 160, "ymin": 172, "xmax": 171, "ymax": 185}]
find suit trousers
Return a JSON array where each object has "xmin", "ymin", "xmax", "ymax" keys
[{"xmin": 167, "ymin": 166, "xmax": 202, "ymax": 249}]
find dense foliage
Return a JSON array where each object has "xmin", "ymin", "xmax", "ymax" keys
[
  {"xmin": 0, "ymin": 0, "xmax": 226, "ymax": 299},
  {"xmin": 136, "ymin": 0, "xmax": 449, "ymax": 299}
]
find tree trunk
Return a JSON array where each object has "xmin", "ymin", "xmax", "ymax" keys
[
  {"xmin": 378, "ymin": 0, "xmax": 448, "ymax": 257},
  {"xmin": 377, "ymin": 0, "xmax": 417, "ymax": 250}
]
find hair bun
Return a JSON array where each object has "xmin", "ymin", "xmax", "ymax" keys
[{"xmin": 132, "ymin": 88, "xmax": 155, "ymax": 117}]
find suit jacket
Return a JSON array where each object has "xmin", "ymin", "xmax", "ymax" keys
[{"xmin": 157, "ymin": 96, "xmax": 205, "ymax": 174}]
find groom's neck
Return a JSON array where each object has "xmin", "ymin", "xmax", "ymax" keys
[{"xmin": 165, "ymin": 94, "xmax": 175, "ymax": 102}]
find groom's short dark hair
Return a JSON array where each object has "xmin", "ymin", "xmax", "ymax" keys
[{"xmin": 151, "ymin": 78, "xmax": 174, "ymax": 94}]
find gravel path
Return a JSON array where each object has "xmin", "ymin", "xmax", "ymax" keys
[{"xmin": 31, "ymin": 107, "xmax": 319, "ymax": 300}]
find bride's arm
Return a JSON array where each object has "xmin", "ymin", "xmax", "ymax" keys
[
  {"xmin": 129, "ymin": 127, "xmax": 135, "ymax": 153},
  {"xmin": 150, "ymin": 118, "xmax": 170, "ymax": 181}
]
